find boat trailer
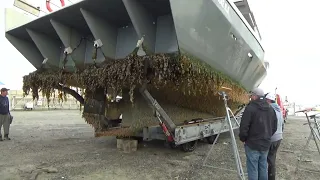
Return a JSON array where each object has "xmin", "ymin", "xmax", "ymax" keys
[{"xmin": 127, "ymin": 85, "xmax": 245, "ymax": 152}]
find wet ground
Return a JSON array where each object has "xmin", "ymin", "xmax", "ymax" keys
[{"xmin": 0, "ymin": 110, "xmax": 319, "ymax": 180}]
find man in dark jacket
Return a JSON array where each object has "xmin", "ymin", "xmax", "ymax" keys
[
  {"xmin": 239, "ymin": 88, "xmax": 278, "ymax": 180},
  {"xmin": 0, "ymin": 88, "xmax": 12, "ymax": 141}
]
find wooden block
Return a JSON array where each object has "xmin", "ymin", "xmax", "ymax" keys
[
  {"xmin": 122, "ymin": 140, "xmax": 131, "ymax": 153},
  {"xmin": 116, "ymin": 138, "xmax": 138, "ymax": 153},
  {"xmin": 131, "ymin": 140, "xmax": 138, "ymax": 152},
  {"xmin": 116, "ymin": 138, "xmax": 123, "ymax": 149}
]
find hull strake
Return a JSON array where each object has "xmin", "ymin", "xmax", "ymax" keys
[{"xmin": 5, "ymin": 0, "xmax": 266, "ymax": 91}]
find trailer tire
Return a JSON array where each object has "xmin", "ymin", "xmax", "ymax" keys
[
  {"xmin": 206, "ymin": 135, "xmax": 218, "ymax": 144},
  {"xmin": 181, "ymin": 140, "xmax": 198, "ymax": 152},
  {"xmin": 132, "ymin": 136, "xmax": 143, "ymax": 143},
  {"xmin": 169, "ymin": 142, "xmax": 178, "ymax": 149}
]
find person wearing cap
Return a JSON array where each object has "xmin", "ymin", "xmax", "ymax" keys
[
  {"xmin": 239, "ymin": 88, "xmax": 278, "ymax": 180},
  {"xmin": 0, "ymin": 87, "xmax": 12, "ymax": 141},
  {"xmin": 265, "ymin": 93, "xmax": 284, "ymax": 180}
]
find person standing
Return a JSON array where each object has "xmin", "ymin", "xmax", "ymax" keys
[
  {"xmin": 265, "ymin": 93, "xmax": 284, "ymax": 180},
  {"xmin": 239, "ymin": 88, "xmax": 278, "ymax": 180},
  {"xmin": 0, "ymin": 88, "xmax": 12, "ymax": 141},
  {"xmin": 284, "ymin": 108, "xmax": 288, "ymax": 123}
]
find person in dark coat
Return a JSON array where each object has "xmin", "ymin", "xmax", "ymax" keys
[
  {"xmin": 0, "ymin": 88, "xmax": 12, "ymax": 141},
  {"xmin": 239, "ymin": 88, "xmax": 278, "ymax": 180}
]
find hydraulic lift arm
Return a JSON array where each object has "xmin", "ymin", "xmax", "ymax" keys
[{"xmin": 139, "ymin": 85, "xmax": 176, "ymax": 133}]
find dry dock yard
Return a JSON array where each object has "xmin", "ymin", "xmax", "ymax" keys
[{"xmin": 0, "ymin": 110, "xmax": 319, "ymax": 180}]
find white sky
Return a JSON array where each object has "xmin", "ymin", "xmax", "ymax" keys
[{"xmin": 0, "ymin": 0, "xmax": 319, "ymax": 106}]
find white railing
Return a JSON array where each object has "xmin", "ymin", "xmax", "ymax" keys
[
  {"xmin": 8, "ymin": 90, "xmax": 81, "ymax": 111},
  {"xmin": 12, "ymin": 0, "xmax": 80, "ymax": 18}
]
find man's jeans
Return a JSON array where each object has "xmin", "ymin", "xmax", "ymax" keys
[{"xmin": 245, "ymin": 145, "xmax": 268, "ymax": 180}]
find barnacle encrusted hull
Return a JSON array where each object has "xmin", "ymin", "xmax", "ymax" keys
[{"xmin": 22, "ymin": 53, "xmax": 248, "ymax": 136}]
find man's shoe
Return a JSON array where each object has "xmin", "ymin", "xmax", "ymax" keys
[{"xmin": 4, "ymin": 134, "xmax": 11, "ymax": 140}]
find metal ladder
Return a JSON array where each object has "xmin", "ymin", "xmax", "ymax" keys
[
  {"xmin": 295, "ymin": 110, "xmax": 320, "ymax": 175},
  {"xmin": 314, "ymin": 116, "xmax": 320, "ymax": 139},
  {"xmin": 203, "ymin": 91, "xmax": 246, "ymax": 180},
  {"xmin": 303, "ymin": 113, "xmax": 320, "ymax": 156}
]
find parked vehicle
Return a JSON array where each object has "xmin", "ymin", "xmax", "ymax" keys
[{"xmin": 276, "ymin": 94, "xmax": 287, "ymax": 122}]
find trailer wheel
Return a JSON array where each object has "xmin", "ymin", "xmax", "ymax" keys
[
  {"xmin": 132, "ymin": 136, "xmax": 143, "ymax": 143},
  {"xmin": 168, "ymin": 142, "xmax": 178, "ymax": 149},
  {"xmin": 206, "ymin": 135, "xmax": 218, "ymax": 144},
  {"xmin": 181, "ymin": 140, "xmax": 198, "ymax": 152}
]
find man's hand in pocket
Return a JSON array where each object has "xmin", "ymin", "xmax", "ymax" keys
[{"xmin": 9, "ymin": 115, "xmax": 13, "ymax": 124}]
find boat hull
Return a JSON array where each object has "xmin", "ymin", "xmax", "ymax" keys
[{"xmin": 5, "ymin": 0, "xmax": 266, "ymax": 91}]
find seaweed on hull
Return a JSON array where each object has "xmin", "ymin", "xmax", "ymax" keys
[{"xmin": 22, "ymin": 52, "xmax": 249, "ymax": 136}]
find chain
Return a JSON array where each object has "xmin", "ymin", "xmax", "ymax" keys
[
  {"xmin": 62, "ymin": 52, "xmax": 68, "ymax": 70},
  {"xmin": 92, "ymin": 47, "xmax": 98, "ymax": 66}
]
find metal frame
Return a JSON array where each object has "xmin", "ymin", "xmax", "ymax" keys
[
  {"xmin": 303, "ymin": 114, "xmax": 320, "ymax": 155},
  {"xmin": 202, "ymin": 91, "xmax": 246, "ymax": 180},
  {"xmin": 295, "ymin": 110, "xmax": 320, "ymax": 175},
  {"xmin": 138, "ymin": 86, "xmax": 245, "ymax": 145},
  {"xmin": 296, "ymin": 111, "xmax": 320, "ymax": 157},
  {"xmin": 139, "ymin": 85, "xmax": 176, "ymax": 132},
  {"xmin": 174, "ymin": 115, "xmax": 241, "ymax": 145}
]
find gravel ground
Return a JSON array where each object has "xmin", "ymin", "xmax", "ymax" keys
[{"xmin": 0, "ymin": 110, "xmax": 319, "ymax": 180}]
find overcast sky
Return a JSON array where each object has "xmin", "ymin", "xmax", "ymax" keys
[{"xmin": 0, "ymin": 0, "xmax": 319, "ymax": 106}]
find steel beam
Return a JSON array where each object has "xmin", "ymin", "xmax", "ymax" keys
[
  {"xmin": 116, "ymin": 25, "xmax": 139, "ymax": 59},
  {"xmin": 122, "ymin": 0, "xmax": 156, "ymax": 53},
  {"xmin": 26, "ymin": 29, "xmax": 61, "ymax": 69},
  {"xmin": 80, "ymin": 8, "xmax": 117, "ymax": 60},
  {"xmin": 155, "ymin": 15, "xmax": 179, "ymax": 53},
  {"xmin": 5, "ymin": 33, "xmax": 43, "ymax": 69},
  {"xmin": 50, "ymin": 19, "xmax": 85, "ymax": 69}
]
